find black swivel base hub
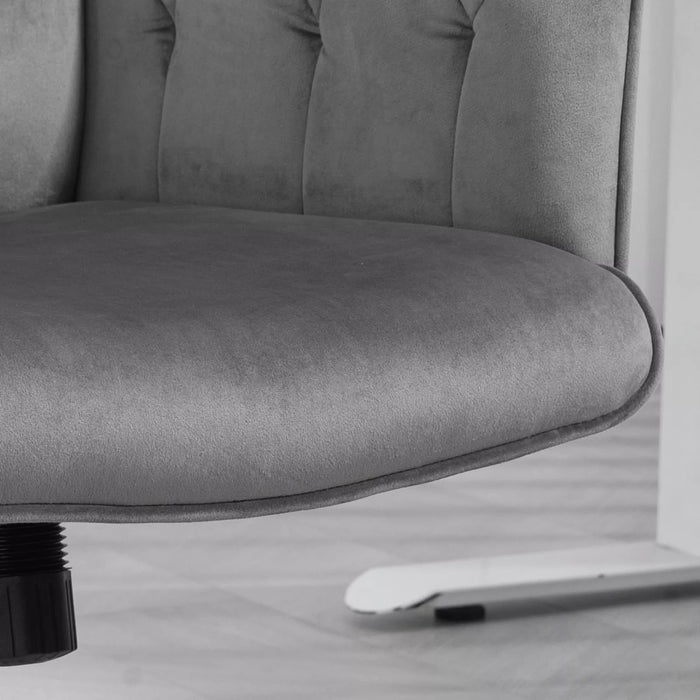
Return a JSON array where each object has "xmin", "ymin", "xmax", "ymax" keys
[{"xmin": 0, "ymin": 523, "xmax": 77, "ymax": 666}]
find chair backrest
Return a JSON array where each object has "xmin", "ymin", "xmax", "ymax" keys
[
  {"xmin": 0, "ymin": 0, "xmax": 82, "ymax": 213},
  {"xmin": 2, "ymin": 1, "xmax": 643, "ymax": 269}
]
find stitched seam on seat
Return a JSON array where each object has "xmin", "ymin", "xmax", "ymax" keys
[
  {"xmin": 0, "ymin": 267, "xmax": 662, "ymax": 518},
  {"xmin": 155, "ymin": 0, "xmax": 177, "ymax": 202},
  {"xmin": 300, "ymin": 1, "xmax": 323, "ymax": 215}
]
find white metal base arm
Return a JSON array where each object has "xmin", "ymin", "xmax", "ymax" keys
[{"xmin": 345, "ymin": 542, "xmax": 700, "ymax": 615}]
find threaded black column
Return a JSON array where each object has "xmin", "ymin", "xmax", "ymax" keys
[{"xmin": 0, "ymin": 523, "xmax": 77, "ymax": 666}]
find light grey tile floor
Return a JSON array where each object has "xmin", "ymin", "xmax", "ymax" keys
[{"xmin": 4, "ymin": 390, "xmax": 700, "ymax": 699}]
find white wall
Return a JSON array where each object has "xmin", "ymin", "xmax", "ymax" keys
[
  {"xmin": 628, "ymin": 0, "xmax": 675, "ymax": 317},
  {"xmin": 657, "ymin": 0, "xmax": 700, "ymax": 555}
]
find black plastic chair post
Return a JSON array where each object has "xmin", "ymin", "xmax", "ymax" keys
[{"xmin": 0, "ymin": 523, "xmax": 77, "ymax": 666}]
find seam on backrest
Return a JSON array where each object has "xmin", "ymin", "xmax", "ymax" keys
[
  {"xmin": 155, "ymin": 0, "xmax": 177, "ymax": 202},
  {"xmin": 614, "ymin": 0, "xmax": 644, "ymax": 272},
  {"xmin": 461, "ymin": 0, "xmax": 487, "ymax": 24},
  {"xmin": 472, "ymin": 0, "xmax": 487, "ymax": 22},
  {"xmin": 72, "ymin": 0, "xmax": 88, "ymax": 203},
  {"xmin": 450, "ymin": 3, "xmax": 477, "ymax": 227},
  {"xmin": 300, "ymin": 0, "xmax": 323, "ymax": 215},
  {"xmin": 306, "ymin": 0, "xmax": 320, "ymax": 23}
]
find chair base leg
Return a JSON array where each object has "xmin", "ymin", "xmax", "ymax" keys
[
  {"xmin": 345, "ymin": 541, "xmax": 700, "ymax": 616},
  {"xmin": 0, "ymin": 523, "xmax": 77, "ymax": 666}
]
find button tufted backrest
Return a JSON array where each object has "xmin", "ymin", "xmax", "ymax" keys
[{"xmin": 76, "ymin": 0, "xmax": 643, "ymax": 268}]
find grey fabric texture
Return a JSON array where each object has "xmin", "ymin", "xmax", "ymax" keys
[
  {"xmin": 1, "ymin": 1, "xmax": 657, "ymax": 525},
  {"xmin": 0, "ymin": 202, "xmax": 660, "ymax": 523},
  {"xmin": 76, "ymin": 0, "xmax": 640, "ymax": 267},
  {"xmin": 0, "ymin": 0, "xmax": 83, "ymax": 212},
  {"xmin": 615, "ymin": 0, "xmax": 644, "ymax": 271}
]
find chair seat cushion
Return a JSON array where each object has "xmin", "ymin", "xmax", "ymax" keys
[{"xmin": 0, "ymin": 202, "xmax": 660, "ymax": 523}]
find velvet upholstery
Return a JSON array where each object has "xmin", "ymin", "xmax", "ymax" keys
[
  {"xmin": 76, "ymin": 0, "xmax": 641, "ymax": 267},
  {"xmin": 0, "ymin": 1, "xmax": 658, "ymax": 525},
  {"xmin": 0, "ymin": 0, "xmax": 82, "ymax": 212},
  {"xmin": 0, "ymin": 202, "xmax": 659, "ymax": 523}
]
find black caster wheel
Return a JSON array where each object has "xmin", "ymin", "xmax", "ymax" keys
[
  {"xmin": 0, "ymin": 523, "xmax": 77, "ymax": 666},
  {"xmin": 434, "ymin": 604, "xmax": 486, "ymax": 623}
]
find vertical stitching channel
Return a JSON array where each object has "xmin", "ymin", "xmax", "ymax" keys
[
  {"xmin": 155, "ymin": 0, "xmax": 177, "ymax": 202},
  {"xmin": 300, "ymin": 0, "xmax": 323, "ymax": 214},
  {"xmin": 450, "ymin": 2, "xmax": 481, "ymax": 227},
  {"xmin": 471, "ymin": 0, "xmax": 488, "ymax": 23},
  {"xmin": 613, "ymin": 0, "xmax": 644, "ymax": 272}
]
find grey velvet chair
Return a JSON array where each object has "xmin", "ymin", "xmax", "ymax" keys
[{"xmin": 0, "ymin": 0, "xmax": 661, "ymax": 665}]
